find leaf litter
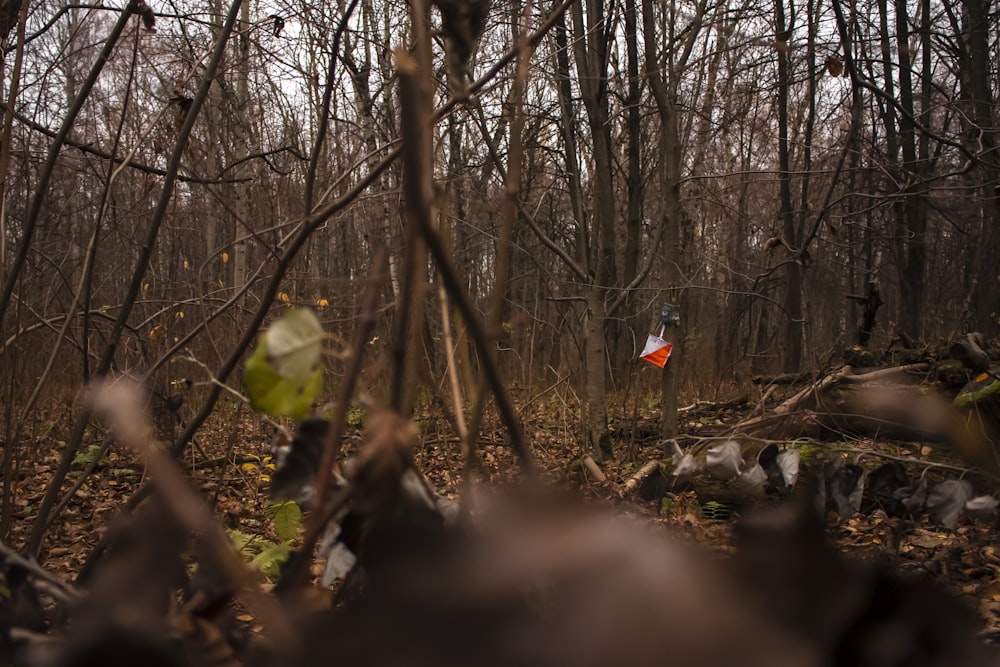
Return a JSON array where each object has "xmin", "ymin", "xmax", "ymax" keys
[{"xmin": 6, "ymin": 399, "xmax": 1000, "ymax": 659}]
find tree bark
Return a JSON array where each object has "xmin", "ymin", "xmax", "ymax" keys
[
  {"xmin": 774, "ymin": 0, "xmax": 803, "ymax": 373},
  {"xmin": 959, "ymin": 0, "xmax": 1000, "ymax": 336},
  {"xmin": 569, "ymin": 0, "xmax": 617, "ymax": 458},
  {"xmin": 583, "ymin": 286, "xmax": 613, "ymax": 458},
  {"xmin": 641, "ymin": 0, "xmax": 700, "ymax": 439},
  {"xmin": 613, "ymin": 0, "xmax": 643, "ymax": 380}
]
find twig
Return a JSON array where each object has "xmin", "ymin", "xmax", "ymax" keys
[
  {"xmin": 278, "ymin": 247, "xmax": 388, "ymax": 592},
  {"xmin": 304, "ymin": 0, "xmax": 361, "ymax": 212},
  {"xmin": 180, "ymin": 353, "xmax": 282, "ymax": 433},
  {"xmin": 438, "ymin": 282, "xmax": 469, "ymax": 444},
  {"xmin": 91, "ymin": 379, "xmax": 298, "ymax": 648},
  {"xmin": 392, "ymin": 30, "xmax": 433, "ymax": 417},
  {"xmin": 0, "ymin": 0, "xmax": 139, "ymax": 334},
  {"xmin": 47, "ymin": 439, "xmax": 114, "ymax": 529},
  {"xmin": 0, "ymin": 540, "xmax": 81, "ymax": 604},
  {"xmin": 309, "ymin": 246, "xmax": 387, "ymax": 534},
  {"xmin": 456, "ymin": 1, "xmax": 538, "ymax": 518}
]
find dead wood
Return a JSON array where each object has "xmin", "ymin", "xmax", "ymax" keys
[
  {"xmin": 582, "ymin": 455, "xmax": 607, "ymax": 483},
  {"xmin": 731, "ymin": 363, "xmax": 958, "ymax": 443},
  {"xmin": 679, "ymin": 395, "xmax": 750, "ymax": 415},
  {"xmin": 624, "ymin": 460, "xmax": 663, "ymax": 494},
  {"xmin": 752, "ymin": 372, "xmax": 813, "ymax": 386},
  {"xmin": 950, "ymin": 333, "xmax": 990, "ymax": 374}
]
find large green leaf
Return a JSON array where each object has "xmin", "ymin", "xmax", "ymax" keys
[
  {"xmin": 265, "ymin": 308, "xmax": 324, "ymax": 379},
  {"xmin": 227, "ymin": 528, "xmax": 254, "ymax": 555},
  {"xmin": 251, "ymin": 541, "xmax": 292, "ymax": 580},
  {"xmin": 245, "ymin": 309, "xmax": 324, "ymax": 419},
  {"xmin": 268, "ymin": 500, "xmax": 302, "ymax": 544}
]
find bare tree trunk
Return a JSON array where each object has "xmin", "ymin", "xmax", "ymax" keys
[
  {"xmin": 893, "ymin": 0, "xmax": 928, "ymax": 340},
  {"xmin": 774, "ymin": 0, "xmax": 803, "ymax": 373},
  {"xmin": 569, "ymin": 0, "xmax": 617, "ymax": 457},
  {"xmin": 958, "ymin": 0, "xmax": 1000, "ymax": 336},
  {"xmin": 230, "ymin": 0, "xmax": 252, "ymax": 299},
  {"xmin": 641, "ymin": 0, "xmax": 703, "ymax": 438},
  {"xmin": 614, "ymin": 0, "xmax": 643, "ymax": 380},
  {"xmin": 583, "ymin": 286, "xmax": 612, "ymax": 457}
]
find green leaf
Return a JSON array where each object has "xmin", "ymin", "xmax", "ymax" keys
[
  {"xmin": 266, "ymin": 308, "xmax": 323, "ymax": 379},
  {"xmin": 251, "ymin": 541, "xmax": 292, "ymax": 580},
  {"xmin": 72, "ymin": 443, "xmax": 106, "ymax": 468},
  {"xmin": 227, "ymin": 528, "xmax": 255, "ymax": 555},
  {"xmin": 268, "ymin": 500, "xmax": 302, "ymax": 544},
  {"xmin": 245, "ymin": 309, "xmax": 324, "ymax": 419},
  {"xmin": 244, "ymin": 338, "xmax": 323, "ymax": 419}
]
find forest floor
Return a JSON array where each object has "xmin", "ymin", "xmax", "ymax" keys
[{"xmin": 8, "ymin": 395, "xmax": 1000, "ymax": 642}]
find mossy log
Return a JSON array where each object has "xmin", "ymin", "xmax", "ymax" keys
[
  {"xmin": 954, "ymin": 372, "xmax": 1000, "ymax": 410},
  {"xmin": 954, "ymin": 371, "xmax": 1000, "ymax": 446}
]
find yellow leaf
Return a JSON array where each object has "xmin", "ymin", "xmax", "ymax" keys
[
  {"xmin": 241, "ymin": 462, "xmax": 258, "ymax": 472},
  {"xmin": 183, "ymin": 259, "xmax": 189, "ymax": 269},
  {"xmin": 316, "ymin": 298, "xmax": 329, "ymax": 308},
  {"xmin": 976, "ymin": 372, "xmax": 989, "ymax": 382},
  {"xmin": 260, "ymin": 474, "xmax": 271, "ymax": 483},
  {"xmin": 278, "ymin": 292, "xmax": 290, "ymax": 303},
  {"xmin": 221, "ymin": 252, "xmax": 230, "ymax": 264},
  {"xmin": 175, "ymin": 311, "xmax": 184, "ymax": 319},
  {"xmin": 143, "ymin": 282, "xmax": 150, "ymax": 292}
]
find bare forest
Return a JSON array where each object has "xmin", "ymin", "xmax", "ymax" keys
[{"xmin": 2, "ymin": 0, "xmax": 1000, "ymax": 664}]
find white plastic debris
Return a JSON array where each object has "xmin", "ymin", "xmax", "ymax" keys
[
  {"xmin": 965, "ymin": 495, "xmax": 999, "ymax": 523},
  {"xmin": 705, "ymin": 441, "xmax": 742, "ymax": 481},
  {"xmin": 735, "ymin": 463, "xmax": 767, "ymax": 497},
  {"xmin": 776, "ymin": 449, "xmax": 800, "ymax": 489},
  {"xmin": 927, "ymin": 479, "xmax": 973, "ymax": 529}
]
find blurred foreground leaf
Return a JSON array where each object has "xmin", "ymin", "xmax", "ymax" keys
[{"xmin": 245, "ymin": 308, "xmax": 323, "ymax": 418}]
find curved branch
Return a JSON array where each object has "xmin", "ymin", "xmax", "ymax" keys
[
  {"xmin": 0, "ymin": 1, "xmax": 138, "ymax": 342},
  {"xmin": 0, "ymin": 102, "xmax": 251, "ymax": 185},
  {"xmin": 304, "ymin": 0, "xmax": 361, "ymax": 213},
  {"xmin": 25, "ymin": 0, "xmax": 248, "ymax": 556}
]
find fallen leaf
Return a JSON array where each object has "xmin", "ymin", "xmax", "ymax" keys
[{"xmin": 910, "ymin": 534, "xmax": 945, "ymax": 549}]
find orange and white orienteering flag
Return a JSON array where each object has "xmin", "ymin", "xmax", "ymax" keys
[{"xmin": 640, "ymin": 327, "xmax": 673, "ymax": 368}]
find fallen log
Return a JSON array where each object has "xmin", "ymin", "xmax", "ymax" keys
[
  {"xmin": 625, "ymin": 460, "xmax": 663, "ymax": 491},
  {"xmin": 581, "ymin": 455, "xmax": 607, "ymax": 483},
  {"xmin": 734, "ymin": 363, "xmax": 947, "ymax": 441},
  {"xmin": 730, "ymin": 362, "xmax": 1000, "ymax": 474},
  {"xmin": 679, "ymin": 395, "xmax": 751, "ymax": 416},
  {"xmin": 625, "ymin": 459, "xmax": 669, "ymax": 500},
  {"xmin": 752, "ymin": 372, "xmax": 813, "ymax": 386},
  {"xmin": 950, "ymin": 333, "xmax": 990, "ymax": 374}
]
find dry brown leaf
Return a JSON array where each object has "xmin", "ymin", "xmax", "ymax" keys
[{"xmin": 825, "ymin": 54, "xmax": 844, "ymax": 77}]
